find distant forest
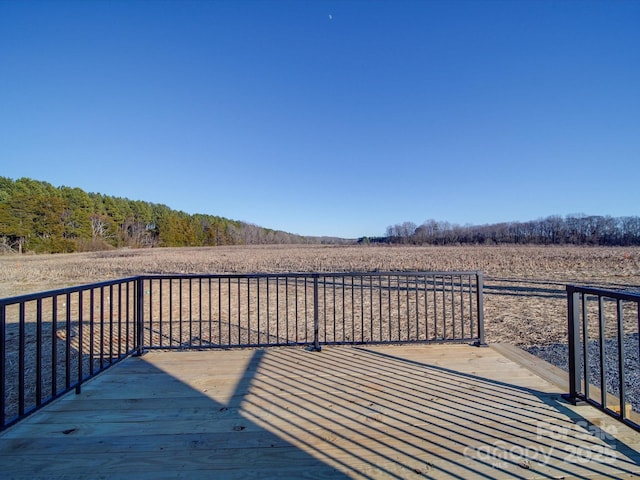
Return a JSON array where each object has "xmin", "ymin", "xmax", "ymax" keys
[
  {"xmin": 2, "ymin": 177, "xmax": 639, "ymax": 254},
  {"xmin": 0, "ymin": 177, "xmax": 344, "ymax": 254},
  {"xmin": 384, "ymin": 216, "xmax": 640, "ymax": 246}
]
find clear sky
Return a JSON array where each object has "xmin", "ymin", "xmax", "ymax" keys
[{"xmin": 1, "ymin": 0, "xmax": 638, "ymax": 239}]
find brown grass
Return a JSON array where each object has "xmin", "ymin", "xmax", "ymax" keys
[
  {"xmin": 1, "ymin": 244, "xmax": 639, "ymax": 347},
  {"xmin": 2, "ymin": 244, "xmax": 639, "ymax": 422}
]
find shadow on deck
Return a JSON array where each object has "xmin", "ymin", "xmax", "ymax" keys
[{"xmin": 1, "ymin": 344, "xmax": 640, "ymax": 479}]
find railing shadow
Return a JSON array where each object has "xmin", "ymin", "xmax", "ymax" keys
[
  {"xmin": 483, "ymin": 279, "xmax": 566, "ymax": 300},
  {"xmin": 2, "ymin": 345, "xmax": 640, "ymax": 478},
  {"xmin": 484, "ymin": 277, "xmax": 640, "ymax": 301},
  {"xmin": 0, "ymin": 349, "xmax": 352, "ymax": 478},
  {"xmin": 328, "ymin": 346, "xmax": 640, "ymax": 478}
]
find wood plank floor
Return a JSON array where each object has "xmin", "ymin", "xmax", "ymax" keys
[{"xmin": 1, "ymin": 344, "xmax": 640, "ymax": 479}]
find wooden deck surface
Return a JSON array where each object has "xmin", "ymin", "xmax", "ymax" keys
[{"xmin": 1, "ymin": 344, "xmax": 640, "ymax": 479}]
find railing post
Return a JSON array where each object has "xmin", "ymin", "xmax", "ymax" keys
[
  {"xmin": 76, "ymin": 293, "xmax": 83, "ymax": 394},
  {"xmin": 474, "ymin": 272, "xmax": 487, "ymax": 346},
  {"xmin": 312, "ymin": 273, "xmax": 321, "ymax": 352},
  {"xmin": 616, "ymin": 299, "xmax": 627, "ymax": 419},
  {"xmin": 135, "ymin": 276, "xmax": 145, "ymax": 356},
  {"xmin": 563, "ymin": 286, "xmax": 584, "ymax": 405},
  {"xmin": 0, "ymin": 303, "xmax": 5, "ymax": 428}
]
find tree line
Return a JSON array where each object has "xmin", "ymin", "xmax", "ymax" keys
[
  {"xmin": 385, "ymin": 215, "xmax": 640, "ymax": 246},
  {"xmin": 4, "ymin": 177, "xmax": 636, "ymax": 253},
  {"xmin": 0, "ymin": 177, "xmax": 343, "ymax": 254}
]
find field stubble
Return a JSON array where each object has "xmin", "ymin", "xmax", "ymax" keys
[
  {"xmin": 1, "ymin": 244, "xmax": 639, "ymax": 347},
  {"xmin": 2, "ymin": 245, "xmax": 640, "ymax": 420}
]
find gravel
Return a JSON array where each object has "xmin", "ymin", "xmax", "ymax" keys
[{"xmin": 525, "ymin": 333, "xmax": 640, "ymax": 413}]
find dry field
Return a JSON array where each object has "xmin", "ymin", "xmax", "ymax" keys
[
  {"xmin": 1, "ymin": 244, "xmax": 639, "ymax": 348},
  {"xmin": 2, "ymin": 244, "xmax": 640, "ymax": 423}
]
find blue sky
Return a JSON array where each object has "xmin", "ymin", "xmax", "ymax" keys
[{"xmin": 1, "ymin": 0, "xmax": 638, "ymax": 238}]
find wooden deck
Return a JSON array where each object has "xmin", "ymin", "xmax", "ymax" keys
[{"xmin": 1, "ymin": 344, "xmax": 640, "ymax": 479}]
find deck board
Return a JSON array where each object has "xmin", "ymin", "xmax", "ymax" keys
[{"xmin": 1, "ymin": 344, "xmax": 640, "ymax": 479}]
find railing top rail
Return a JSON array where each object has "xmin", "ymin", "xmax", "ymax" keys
[
  {"xmin": 140, "ymin": 270, "xmax": 483, "ymax": 281},
  {"xmin": 566, "ymin": 284, "xmax": 640, "ymax": 302},
  {"xmin": 0, "ymin": 276, "xmax": 140, "ymax": 306}
]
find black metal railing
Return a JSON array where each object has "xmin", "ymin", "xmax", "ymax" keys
[
  {"xmin": 139, "ymin": 271, "xmax": 485, "ymax": 350},
  {"xmin": 564, "ymin": 285, "xmax": 640, "ymax": 431},
  {"xmin": 0, "ymin": 277, "xmax": 139, "ymax": 431},
  {"xmin": 1, "ymin": 270, "xmax": 484, "ymax": 431}
]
